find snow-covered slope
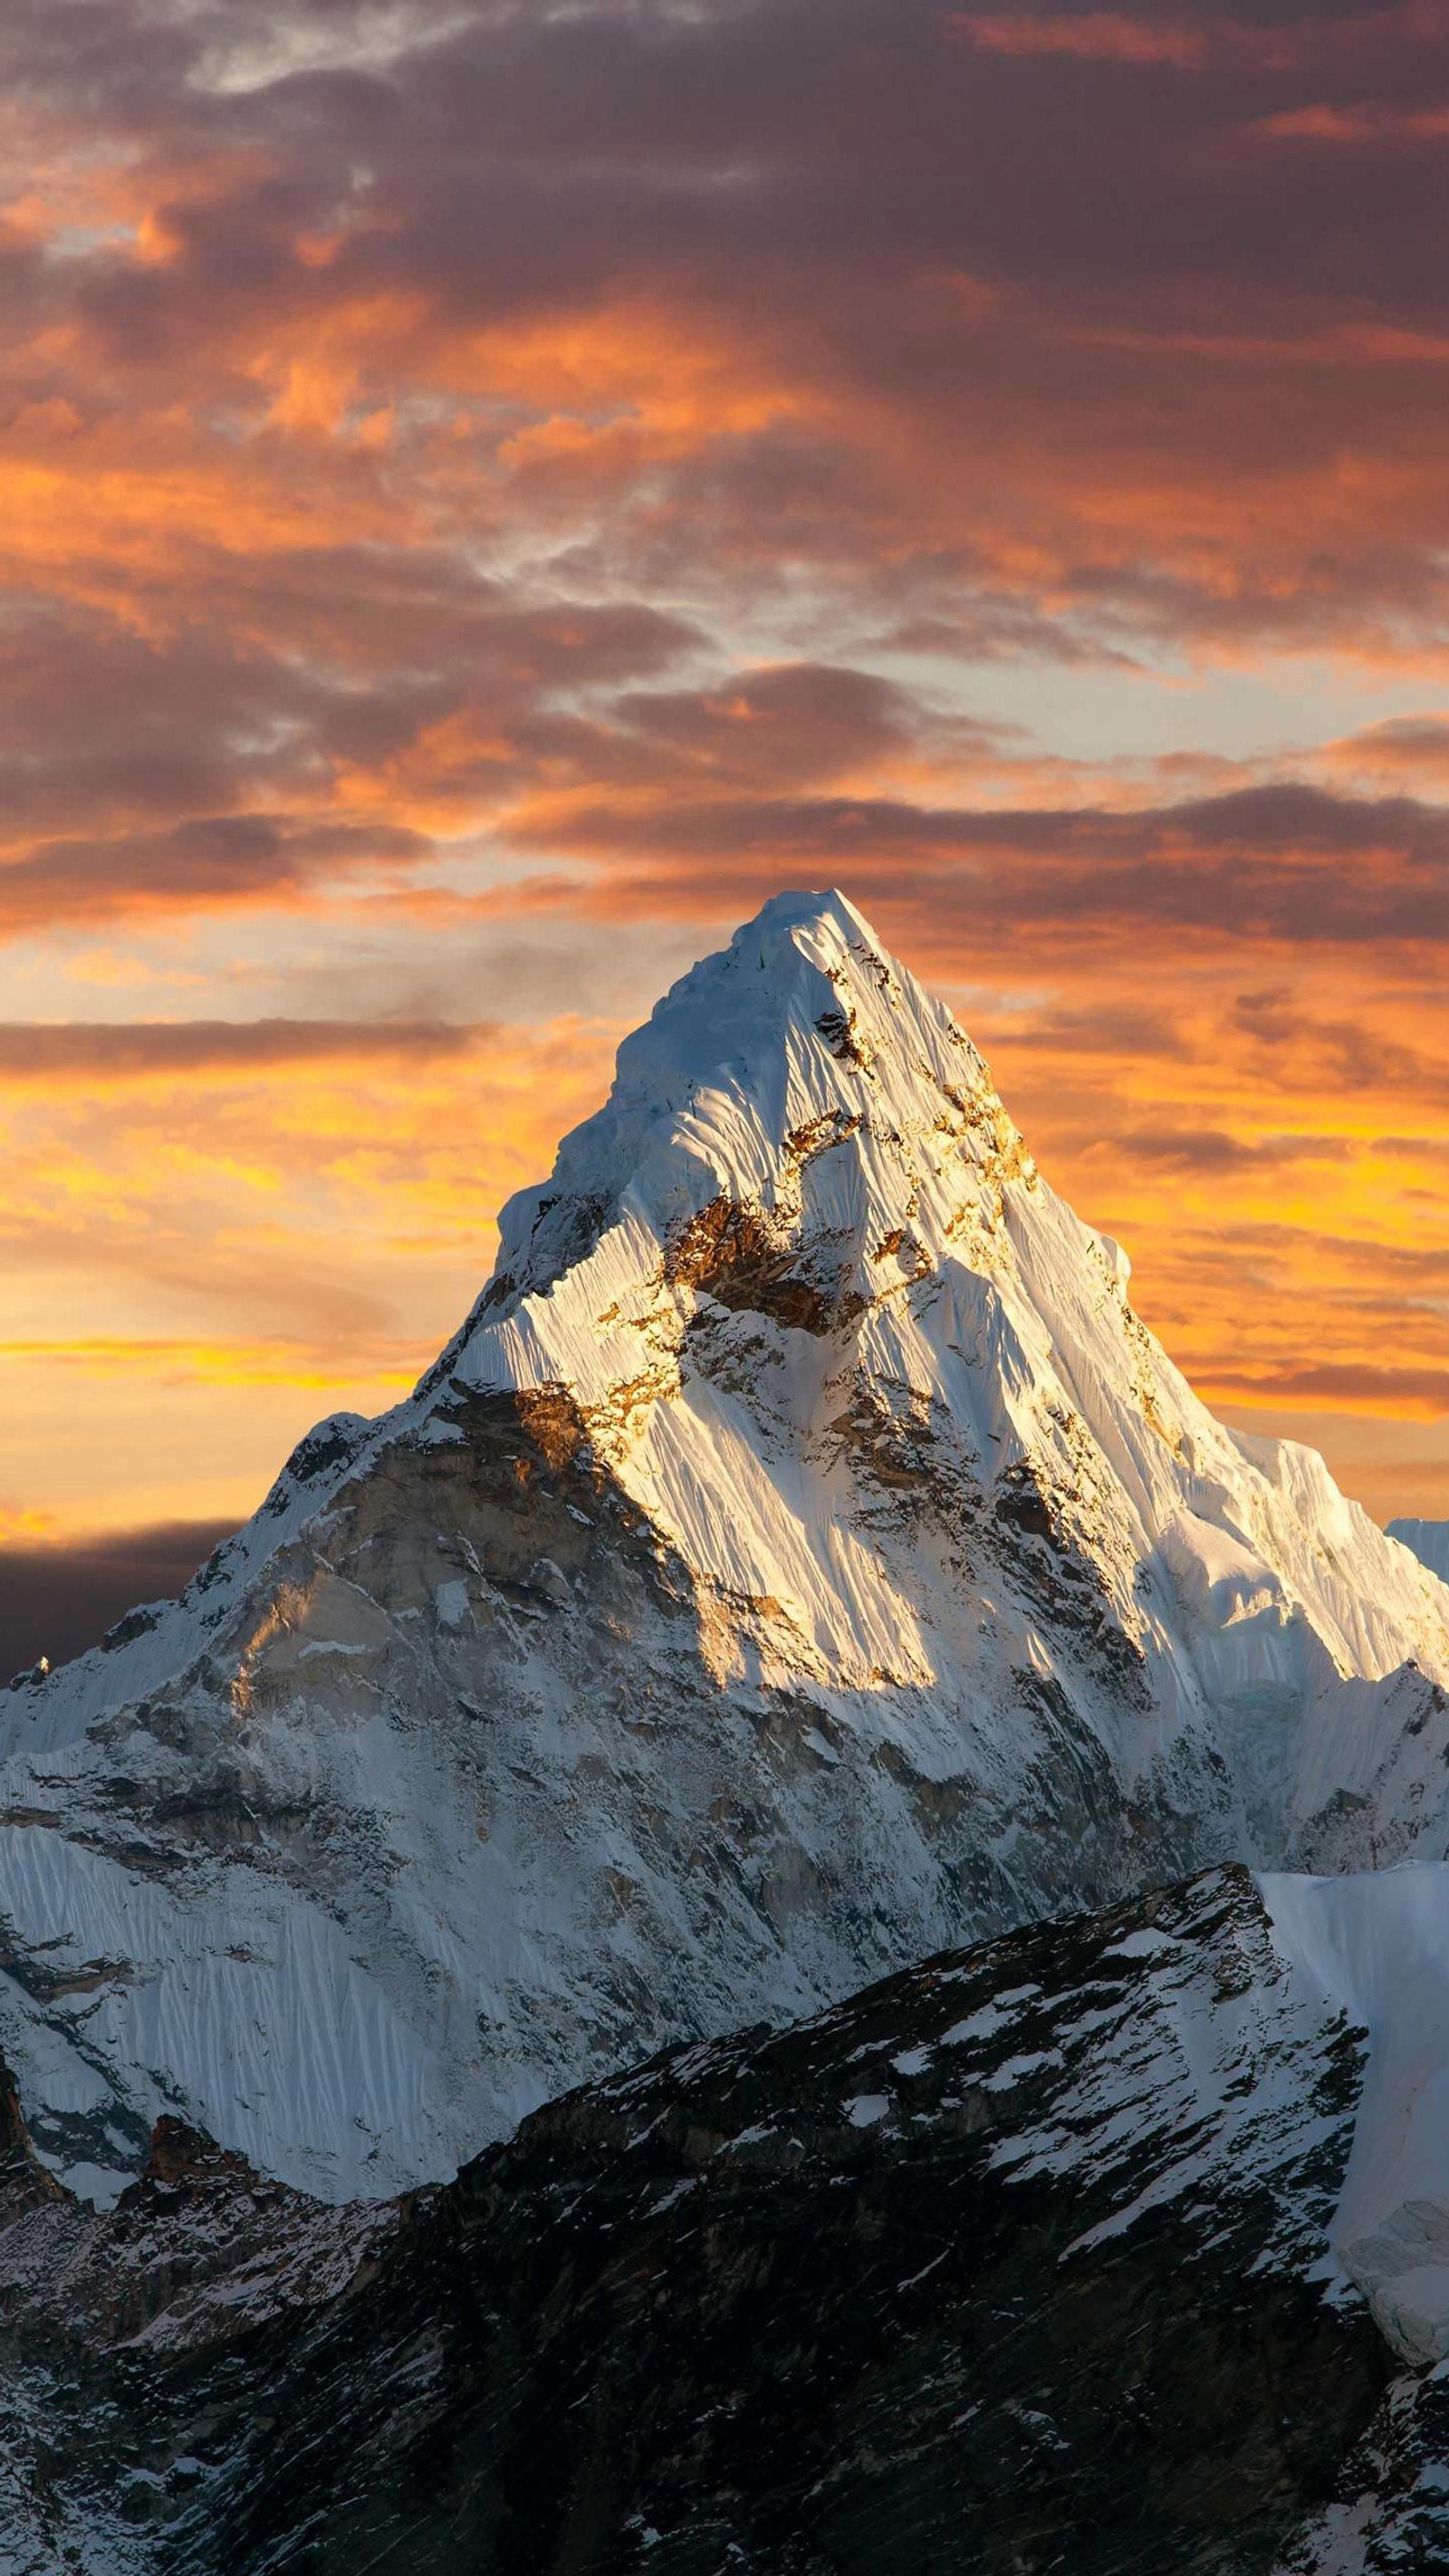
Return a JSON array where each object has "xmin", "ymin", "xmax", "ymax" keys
[{"xmin": 5, "ymin": 888, "xmax": 1449, "ymax": 2206}]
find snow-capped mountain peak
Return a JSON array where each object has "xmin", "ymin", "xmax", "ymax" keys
[
  {"xmin": 398, "ymin": 888, "xmax": 1448, "ymax": 1724},
  {"xmin": 4, "ymin": 889, "xmax": 1449, "ymax": 2207},
  {"xmin": 427, "ymin": 885, "xmax": 1028, "ymax": 1401}
]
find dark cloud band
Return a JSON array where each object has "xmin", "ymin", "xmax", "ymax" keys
[
  {"xmin": 0, "ymin": 1522, "xmax": 238, "ymax": 1679},
  {"xmin": 0, "ymin": 1019, "xmax": 485, "ymax": 1077}
]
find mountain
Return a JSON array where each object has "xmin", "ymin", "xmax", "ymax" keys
[
  {"xmin": 5, "ymin": 1860, "xmax": 1449, "ymax": 2575},
  {"xmin": 5, "ymin": 887, "xmax": 1449, "ymax": 2207},
  {"xmin": 1389, "ymin": 1517, "xmax": 1449, "ymax": 1586}
]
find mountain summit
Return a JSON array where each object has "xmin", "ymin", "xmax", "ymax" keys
[{"xmin": 4, "ymin": 889, "xmax": 1449, "ymax": 2205}]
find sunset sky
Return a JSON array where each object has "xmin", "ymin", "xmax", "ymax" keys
[{"xmin": 5, "ymin": 0, "xmax": 1449, "ymax": 1658}]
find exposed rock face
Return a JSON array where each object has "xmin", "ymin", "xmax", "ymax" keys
[
  {"xmin": 1286, "ymin": 2364, "xmax": 1449, "ymax": 2571},
  {"xmin": 4, "ymin": 889, "xmax": 1449, "ymax": 2205},
  {"xmin": 4, "ymin": 1862, "xmax": 1444, "ymax": 2576},
  {"xmin": 0, "ymin": 2102, "xmax": 394, "ymax": 2571}
]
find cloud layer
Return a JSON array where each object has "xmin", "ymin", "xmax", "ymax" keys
[{"xmin": 4, "ymin": 0, "xmax": 1449, "ymax": 1547}]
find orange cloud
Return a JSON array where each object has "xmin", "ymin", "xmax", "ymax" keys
[
  {"xmin": 951, "ymin": 4, "xmax": 1445, "ymax": 76},
  {"xmin": 955, "ymin": 14, "xmax": 1207, "ymax": 68},
  {"xmin": 1259, "ymin": 102, "xmax": 1449, "ymax": 141}
]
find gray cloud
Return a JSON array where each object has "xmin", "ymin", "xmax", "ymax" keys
[
  {"xmin": 509, "ymin": 783, "xmax": 1449, "ymax": 954},
  {"xmin": 0, "ymin": 1018, "xmax": 486, "ymax": 1077}
]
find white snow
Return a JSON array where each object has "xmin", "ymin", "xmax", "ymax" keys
[
  {"xmin": 434, "ymin": 1580, "xmax": 471, "ymax": 1631},
  {"xmin": 940, "ymin": 2004, "xmax": 1016, "ymax": 2049},
  {"xmin": 846, "ymin": 2094, "xmax": 890, "ymax": 2128}
]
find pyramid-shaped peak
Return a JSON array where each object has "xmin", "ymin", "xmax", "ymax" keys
[
  {"xmin": 14, "ymin": 880, "xmax": 1449, "ymax": 2229},
  {"xmin": 478, "ymin": 888, "xmax": 1006, "ymax": 1315},
  {"xmin": 571, "ymin": 883, "xmax": 990, "ymax": 1144}
]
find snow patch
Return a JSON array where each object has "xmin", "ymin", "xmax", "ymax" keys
[{"xmin": 846, "ymin": 2093, "xmax": 890, "ymax": 2128}]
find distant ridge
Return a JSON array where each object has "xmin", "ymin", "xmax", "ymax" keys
[{"xmin": 1389, "ymin": 1515, "xmax": 1449, "ymax": 1586}]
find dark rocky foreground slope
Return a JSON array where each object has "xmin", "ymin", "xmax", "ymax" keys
[{"xmin": 1, "ymin": 1862, "xmax": 1444, "ymax": 2575}]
